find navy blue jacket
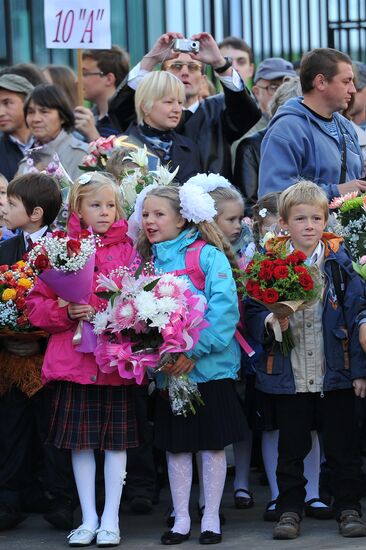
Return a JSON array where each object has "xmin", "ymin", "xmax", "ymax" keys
[
  {"xmin": 245, "ymin": 238, "xmax": 366, "ymax": 394},
  {"xmin": 0, "ymin": 134, "xmax": 23, "ymax": 181},
  {"xmin": 125, "ymin": 122, "xmax": 202, "ymax": 183}
]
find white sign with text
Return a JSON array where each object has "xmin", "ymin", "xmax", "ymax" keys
[{"xmin": 44, "ymin": 0, "xmax": 111, "ymax": 49}]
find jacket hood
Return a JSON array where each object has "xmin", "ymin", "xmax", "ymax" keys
[
  {"xmin": 266, "ymin": 232, "xmax": 344, "ymax": 257},
  {"xmin": 67, "ymin": 212, "xmax": 131, "ymax": 247},
  {"xmin": 152, "ymin": 228, "xmax": 199, "ymax": 262},
  {"xmin": 269, "ymin": 97, "xmax": 349, "ymax": 133}
]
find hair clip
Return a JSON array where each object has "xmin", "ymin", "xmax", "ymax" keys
[
  {"xmin": 78, "ymin": 173, "xmax": 93, "ymax": 185},
  {"xmin": 259, "ymin": 208, "xmax": 268, "ymax": 218}
]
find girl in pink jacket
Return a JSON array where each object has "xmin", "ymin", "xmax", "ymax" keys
[{"xmin": 27, "ymin": 172, "xmax": 138, "ymax": 548}]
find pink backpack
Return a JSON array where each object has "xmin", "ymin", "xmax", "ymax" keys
[{"xmin": 172, "ymin": 240, "xmax": 254, "ymax": 358}]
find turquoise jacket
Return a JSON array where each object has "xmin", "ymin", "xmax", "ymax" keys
[{"xmin": 152, "ymin": 229, "xmax": 240, "ymax": 385}]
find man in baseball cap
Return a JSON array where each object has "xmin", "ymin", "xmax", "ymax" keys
[
  {"xmin": 252, "ymin": 57, "xmax": 296, "ymax": 130},
  {"xmin": 0, "ymin": 73, "xmax": 34, "ymax": 181}
]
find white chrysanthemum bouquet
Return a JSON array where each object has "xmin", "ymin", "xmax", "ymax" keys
[
  {"xmin": 94, "ymin": 266, "xmax": 208, "ymax": 416},
  {"xmin": 329, "ymin": 192, "xmax": 366, "ymax": 278}
]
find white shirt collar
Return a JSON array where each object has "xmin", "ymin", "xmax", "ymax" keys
[{"xmin": 23, "ymin": 225, "xmax": 48, "ymax": 247}]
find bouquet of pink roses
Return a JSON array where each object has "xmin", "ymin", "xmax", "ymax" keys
[
  {"xmin": 27, "ymin": 225, "xmax": 96, "ymax": 352},
  {"xmin": 93, "ymin": 266, "xmax": 208, "ymax": 416}
]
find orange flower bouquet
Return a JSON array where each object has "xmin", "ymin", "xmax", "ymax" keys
[{"xmin": 0, "ymin": 260, "xmax": 46, "ymax": 339}]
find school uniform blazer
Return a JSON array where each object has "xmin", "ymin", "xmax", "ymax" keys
[{"xmin": 0, "ymin": 228, "xmax": 52, "ymax": 266}]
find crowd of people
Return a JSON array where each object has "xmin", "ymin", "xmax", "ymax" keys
[{"xmin": 0, "ymin": 29, "xmax": 366, "ymax": 548}]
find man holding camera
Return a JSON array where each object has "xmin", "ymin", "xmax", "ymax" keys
[{"xmin": 109, "ymin": 32, "xmax": 261, "ymax": 180}]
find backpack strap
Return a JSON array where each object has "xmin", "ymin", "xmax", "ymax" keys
[
  {"xmin": 184, "ymin": 239, "xmax": 255, "ymax": 357},
  {"xmin": 184, "ymin": 239, "xmax": 207, "ymax": 291}
]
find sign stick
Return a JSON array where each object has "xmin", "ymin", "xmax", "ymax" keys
[{"xmin": 77, "ymin": 49, "xmax": 84, "ymax": 105}]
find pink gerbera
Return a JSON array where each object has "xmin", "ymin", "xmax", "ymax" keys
[{"xmin": 110, "ymin": 299, "xmax": 138, "ymax": 331}]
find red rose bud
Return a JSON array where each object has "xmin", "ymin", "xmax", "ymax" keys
[
  {"xmin": 273, "ymin": 258, "xmax": 287, "ymax": 266},
  {"xmin": 15, "ymin": 297, "xmax": 26, "ymax": 310},
  {"xmin": 53, "ymin": 230, "xmax": 66, "ymax": 239},
  {"xmin": 79, "ymin": 229, "xmax": 91, "ymax": 239},
  {"xmin": 66, "ymin": 239, "xmax": 81, "ymax": 256},
  {"xmin": 286, "ymin": 250, "xmax": 307, "ymax": 265},
  {"xmin": 16, "ymin": 315, "xmax": 28, "ymax": 326},
  {"xmin": 263, "ymin": 288, "xmax": 279, "ymax": 303},
  {"xmin": 294, "ymin": 265, "xmax": 307, "ymax": 275},
  {"xmin": 245, "ymin": 260, "xmax": 254, "ymax": 274},
  {"xmin": 34, "ymin": 254, "xmax": 50, "ymax": 272},
  {"xmin": 299, "ymin": 273, "xmax": 314, "ymax": 291},
  {"xmin": 259, "ymin": 266, "xmax": 273, "ymax": 281},
  {"xmin": 273, "ymin": 265, "xmax": 289, "ymax": 279},
  {"xmin": 0, "ymin": 264, "xmax": 9, "ymax": 272},
  {"xmin": 246, "ymin": 278, "xmax": 258, "ymax": 292},
  {"xmin": 251, "ymin": 287, "xmax": 264, "ymax": 300}
]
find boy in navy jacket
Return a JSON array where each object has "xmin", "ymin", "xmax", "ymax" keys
[
  {"xmin": 0, "ymin": 174, "xmax": 75, "ymax": 531},
  {"xmin": 246, "ymin": 181, "xmax": 366, "ymax": 540}
]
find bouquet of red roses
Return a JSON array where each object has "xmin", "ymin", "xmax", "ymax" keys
[{"xmin": 238, "ymin": 246, "xmax": 322, "ymax": 355}]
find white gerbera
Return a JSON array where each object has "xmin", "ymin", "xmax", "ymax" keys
[{"xmin": 135, "ymin": 291, "xmax": 158, "ymax": 320}]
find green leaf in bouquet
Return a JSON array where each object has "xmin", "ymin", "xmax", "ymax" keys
[{"xmin": 143, "ymin": 277, "xmax": 161, "ymax": 292}]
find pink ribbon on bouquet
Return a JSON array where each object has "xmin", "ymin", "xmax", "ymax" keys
[{"xmin": 95, "ymin": 338, "xmax": 159, "ymax": 385}]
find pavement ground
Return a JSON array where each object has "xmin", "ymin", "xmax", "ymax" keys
[{"xmin": 2, "ymin": 468, "xmax": 366, "ymax": 550}]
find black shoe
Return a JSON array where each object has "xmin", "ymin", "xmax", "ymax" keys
[
  {"xmin": 43, "ymin": 497, "xmax": 74, "ymax": 530},
  {"xmin": 130, "ymin": 496, "xmax": 153, "ymax": 514},
  {"xmin": 161, "ymin": 530, "xmax": 190, "ymax": 545},
  {"xmin": 233, "ymin": 489, "xmax": 254, "ymax": 509},
  {"xmin": 197, "ymin": 505, "xmax": 226, "ymax": 526},
  {"xmin": 304, "ymin": 498, "xmax": 334, "ymax": 520},
  {"xmin": 263, "ymin": 500, "xmax": 277, "ymax": 522},
  {"xmin": 199, "ymin": 531, "xmax": 222, "ymax": 544},
  {"xmin": 0, "ymin": 504, "xmax": 27, "ymax": 531}
]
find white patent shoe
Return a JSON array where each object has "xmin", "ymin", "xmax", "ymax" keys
[
  {"xmin": 96, "ymin": 528, "xmax": 121, "ymax": 547},
  {"xmin": 67, "ymin": 525, "xmax": 98, "ymax": 546}
]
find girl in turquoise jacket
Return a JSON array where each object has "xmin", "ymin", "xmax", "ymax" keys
[{"xmin": 136, "ymin": 184, "xmax": 246, "ymax": 546}]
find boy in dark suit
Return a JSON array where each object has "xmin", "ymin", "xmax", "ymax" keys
[{"xmin": 0, "ymin": 173, "xmax": 75, "ymax": 531}]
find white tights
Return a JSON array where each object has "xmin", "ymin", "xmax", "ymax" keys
[
  {"xmin": 71, "ymin": 449, "xmax": 127, "ymax": 532},
  {"xmin": 167, "ymin": 450, "xmax": 226, "ymax": 535}
]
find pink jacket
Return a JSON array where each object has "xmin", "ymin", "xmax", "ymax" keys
[{"xmin": 27, "ymin": 219, "xmax": 138, "ymax": 386}]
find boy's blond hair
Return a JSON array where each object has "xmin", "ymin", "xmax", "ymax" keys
[
  {"xmin": 279, "ymin": 180, "xmax": 329, "ymax": 222},
  {"xmin": 68, "ymin": 172, "xmax": 124, "ymax": 222},
  {"xmin": 135, "ymin": 71, "xmax": 185, "ymax": 125}
]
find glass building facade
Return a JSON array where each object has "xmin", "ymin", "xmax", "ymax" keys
[{"xmin": 0, "ymin": 0, "xmax": 365, "ymax": 68}]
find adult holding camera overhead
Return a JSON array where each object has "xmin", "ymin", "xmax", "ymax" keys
[{"xmin": 109, "ymin": 32, "xmax": 261, "ymax": 180}]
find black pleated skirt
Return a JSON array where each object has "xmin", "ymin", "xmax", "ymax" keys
[
  {"xmin": 46, "ymin": 381, "xmax": 138, "ymax": 451},
  {"xmin": 154, "ymin": 378, "xmax": 248, "ymax": 453}
]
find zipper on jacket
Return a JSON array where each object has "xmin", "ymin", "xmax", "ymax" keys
[{"xmin": 320, "ymin": 267, "xmax": 329, "ymax": 399}]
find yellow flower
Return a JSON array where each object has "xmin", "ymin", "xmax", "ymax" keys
[
  {"xmin": 18, "ymin": 277, "xmax": 33, "ymax": 289},
  {"xmin": 16, "ymin": 261, "xmax": 26, "ymax": 268},
  {"xmin": 2, "ymin": 288, "xmax": 17, "ymax": 301}
]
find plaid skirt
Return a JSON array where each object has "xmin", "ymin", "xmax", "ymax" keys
[{"xmin": 46, "ymin": 381, "xmax": 138, "ymax": 451}]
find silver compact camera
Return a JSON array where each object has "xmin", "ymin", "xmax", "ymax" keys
[{"xmin": 173, "ymin": 38, "xmax": 200, "ymax": 54}]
